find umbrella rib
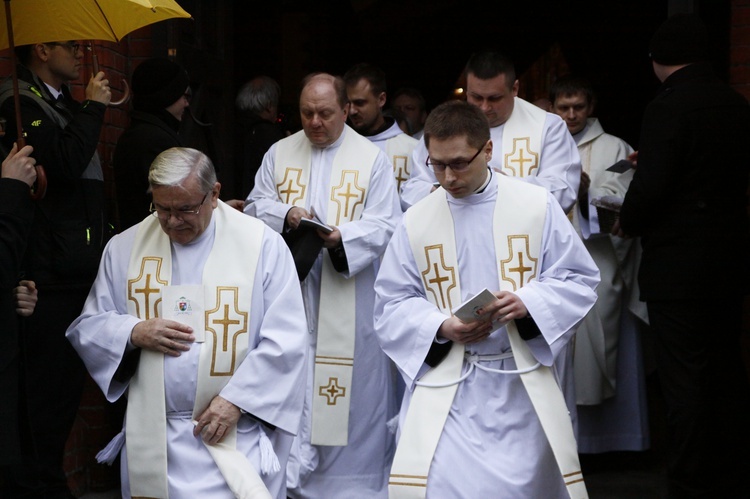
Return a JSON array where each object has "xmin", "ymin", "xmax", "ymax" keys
[{"xmin": 93, "ymin": 0, "xmax": 120, "ymax": 42}]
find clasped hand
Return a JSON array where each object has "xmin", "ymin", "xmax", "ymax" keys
[{"xmin": 437, "ymin": 291, "xmax": 528, "ymax": 345}]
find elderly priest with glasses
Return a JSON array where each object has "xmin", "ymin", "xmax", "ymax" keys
[
  {"xmin": 374, "ymin": 101, "xmax": 599, "ymax": 498},
  {"xmin": 66, "ymin": 147, "xmax": 308, "ymax": 499}
]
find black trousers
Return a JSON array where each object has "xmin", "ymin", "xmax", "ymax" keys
[
  {"xmin": 648, "ymin": 295, "xmax": 750, "ymax": 499},
  {"xmin": 2, "ymin": 287, "xmax": 87, "ymax": 499}
]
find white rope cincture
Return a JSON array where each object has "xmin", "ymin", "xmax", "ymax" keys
[{"xmin": 414, "ymin": 351, "xmax": 541, "ymax": 388}]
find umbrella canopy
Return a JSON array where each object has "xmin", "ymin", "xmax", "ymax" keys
[{"xmin": 0, "ymin": 0, "xmax": 191, "ymax": 50}]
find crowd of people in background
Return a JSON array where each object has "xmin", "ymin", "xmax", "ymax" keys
[{"xmin": 1, "ymin": 12, "xmax": 749, "ymax": 499}]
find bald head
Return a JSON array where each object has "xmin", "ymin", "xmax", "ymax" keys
[{"xmin": 299, "ymin": 73, "xmax": 349, "ymax": 147}]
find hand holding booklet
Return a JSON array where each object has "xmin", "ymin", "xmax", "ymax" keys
[
  {"xmin": 453, "ymin": 288, "xmax": 498, "ymax": 323},
  {"xmin": 298, "ymin": 207, "xmax": 333, "ymax": 234}
]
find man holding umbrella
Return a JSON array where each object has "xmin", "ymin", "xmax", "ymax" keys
[{"xmin": 0, "ymin": 40, "xmax": 110, "ymax": 498}]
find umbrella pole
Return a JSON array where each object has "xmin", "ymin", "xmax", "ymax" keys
[
  {"xmin": 4, "ymin": 0, "xmax": 23, "ymax": 148},
  {"xmin": 4, "ymin": 0, "xmax": 47, "ymax": 199}
]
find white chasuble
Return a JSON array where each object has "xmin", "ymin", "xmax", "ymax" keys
[
  {"xmin": 390, "ymin": 176, "xmax": 587, "ymax": 499},
  {"xmin": 125, "ymin": 203, "xmax": 270, "ymax": 499},
  {"xmin": 501, "ymin": 97, "xmax": 547, "ymax": 178},
  {"xmin": 275, "ymin": 130, "xmax": 377, "ymax": 446}
]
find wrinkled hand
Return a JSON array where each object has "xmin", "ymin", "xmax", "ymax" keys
[
  {"xmin": 14, "ymin": 280, "xmax": 37, "ymax": 317},
  {"xmin": 193, "ymin": 395, "xmax": 241, "ymax": 445},
  {"xmin": 286, "ymin": 206, "xmax": 311, "ymax": 229},
  {"xmin": 225, "ymin": 199, "xmax": 245, "ymax": 211},
  {"xmin": 2, "ymin": 143, "xmax": 36, "ymax": 187},
  {"xmin": 86, "ymin": 71, "xmax": 111, "ymax": 105},
  {"xmin": 130, "ymin": 318, "xmax": 194, "ymax": 357}
]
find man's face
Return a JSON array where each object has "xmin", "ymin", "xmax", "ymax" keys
[
  {"xmin": 429, "ymin": 135, "xmax": 492, "ymax": 199},
  {"xmin": 300, "ymin": 80, "xmax": 348, "ymax": 147},
  {"xmin": 346, "ymin": 78, "xmax": 385, "ymax": 134},
  {"xmin": 45, "ymin": 41, "xmax": 83, "ymax": 83},
  {"xmin": 392, "ymin": 94, "xmax": 426, "ymax": 135},
  {"xmin": 150, "ymin": 173, "xmax": 219, "ymax": 245},
  {"xmin": 166, "ymin": 87, "xmax": 191, "ymax": 122},
  {"xmin": 552, "ymin": 92, "xmax": 593, "ymax": 135},
  {"xmin": 466, "ymin": 73, "xmax": 518, "ymax": 128}
]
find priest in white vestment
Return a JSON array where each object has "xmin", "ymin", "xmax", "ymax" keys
[
  {"xmin": 344, "ymin": 63, "xmax": 419, "ymax": 210},
  {"xmin": 550, "ymin": 77, "xmax": 650, "ymax": 453},
  {"xmin": 400, "ymin": 51, "xmax": 581, "ymax": 214},
  {"xmin": 374, "ymin": 101, "xmax": 599, "ymax": 498},
  {"xmin": 66, "ymin": 148, "xmax": 308, "ymax": 499},
  {"xmin": 245, "ymin": 73, "xmax": 402, "ymax": 498}
]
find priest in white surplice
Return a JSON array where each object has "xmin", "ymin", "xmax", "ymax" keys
[
  {"xmin": 400, "ymin": 51, "xmax": 581, "ymax": 213},
  {"xmin": 245, "ymin": 73, "xmax": 402, "ymax": 498},
  {"xmin": 344, "ymin": 63, "xmax": 418, "ymax": 209},
  {"xmin": 550, "ymin": 76, "xmax": 650, "ymax": 454},
  {"xmin": 66, "ymin": 148, "xmax": 307, "ymax": 499},
  {"xmin": 374, "ymin": 101, "xmax": 599, "ymax": 498}
]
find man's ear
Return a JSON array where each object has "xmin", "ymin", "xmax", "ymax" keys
[
  {"xmin": 33, "ymin": 44, "xmax": 49, "ymax": 62},
  {"xmin": 377, "ymin": 92, "xmax": 387, "ymax": 109}
]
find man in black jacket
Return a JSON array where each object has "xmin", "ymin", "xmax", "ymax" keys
[
  {"xmin": 618, "ymin": 14, "xmax": 750, "ymax": 498},
  {"xmin": 0, "ymin": 144, "xmax": 36, "ymax": 483},
  {"xmin": 113, "ymin": 58, "xmax": 190, "ymax": 230},
  {"xmin": 0, "ymin": 40, "xmax": 111, "ymax": 498}
]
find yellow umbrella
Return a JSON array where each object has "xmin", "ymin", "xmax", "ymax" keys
[
  {"xmin": 1, "ymin": 0, "xmax": 192, "ymax": 198},
  {"xmin": 0, "ymin": 0, "xmax": 192, "ymax": 50}
]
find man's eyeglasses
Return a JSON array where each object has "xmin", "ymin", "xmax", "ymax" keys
[
  {"xmin": 149, "ymin": 193, "xmax": 208, "ymax": 221},
  {"xmin": 46, "ymin": 42, "xmax": 81, "ymax": 54},
  {"xmin": 426, "ymin": 145, "xmax": 485, "ymax": 173}
]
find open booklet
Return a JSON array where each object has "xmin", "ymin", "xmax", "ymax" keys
[
  {"xmin": 298, "ymin": 207, "xmax": 333, "ymax": 234},
  {"xmin": 453, "ymin": 288, "xmax": 497, "ymax": 323}
]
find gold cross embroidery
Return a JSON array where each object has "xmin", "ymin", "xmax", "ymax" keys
[
  {"xmin": 128, "ymin": 257, "xmax": 168, "ymax": 319},
  {"xmin": 205, "ymin": 287, "xmax": 248, "ymax": 376},
  {"xmin": 331, "ymin": 170, "xmax": 365, "ymax": 225},
  {"xmin": 504, "ymin": 137, "xmax": 539, "ymax": 177},
  {"xmin": 276, "ymin": 168, "xmax": 307, "ymax": 205},
  {"xmin": 319, "ymin": 377, "xmax": 346, "ymax": 405},
  {"xmin": 500, "ymin": 235, "xmax": 538, "ymax": 291},
  {"xmin": 393, "ymin": 155, "xmax": 410, "ymax": 192},
  {"xmin": 421, "ymin": 245, "xmax": 457, "ymax": 311}
]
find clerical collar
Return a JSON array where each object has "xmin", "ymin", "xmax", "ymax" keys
[{"xmin": 473, "ymin": 167, "xmax": 492, "ymax": 194}]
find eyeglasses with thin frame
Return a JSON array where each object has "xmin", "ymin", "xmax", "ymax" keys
[
  {"xmin": 46, "ymin": 42, "xmax": 81, "ymax": 54},
  {"xmin": 426, "ymin": 144, "xmax": 485, "ymax": 173},
  {"xmin": 149, "ymin": 193, "xmax": 208, "ymax": 221}
]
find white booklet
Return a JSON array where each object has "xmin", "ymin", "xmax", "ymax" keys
[
  {"xmin": 161, "ymin": 285, "xmax": 206, "ymax": 342},
  {"xmin": 453, "ymin": 288, "xmax": 497, "ymax": 323}
]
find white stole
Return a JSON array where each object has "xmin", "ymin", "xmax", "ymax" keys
[
  {"xmin": 390, "ymin": 177, "xmax": 587, "ymax": 498},
  {"xmin": 274, "ymin": 129, "xmax": 377, "ymax": 445},
  {"xmin": 501, "ymin": 97, "xmax": 547, "ymax": 178},
  {"xmin": 125, "ymin": 202, "xmax": 270, "ymax": 498}
]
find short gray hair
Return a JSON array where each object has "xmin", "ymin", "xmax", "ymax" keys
[
  {"xmin": 148, "ymin": 147, "xmax": 217, "ymax": 193},
  {"xmin": 235, "ymin": 76, "xmax": 281, "ymax": 114}
]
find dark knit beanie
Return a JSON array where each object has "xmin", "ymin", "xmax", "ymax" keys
[
  {"xmin": 132, "ymin": 58, "xmax": 190, "ymax": 112},
  {"xmin": 649, "ymin": 14, "xmax": 710, "ymax": 65}
]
